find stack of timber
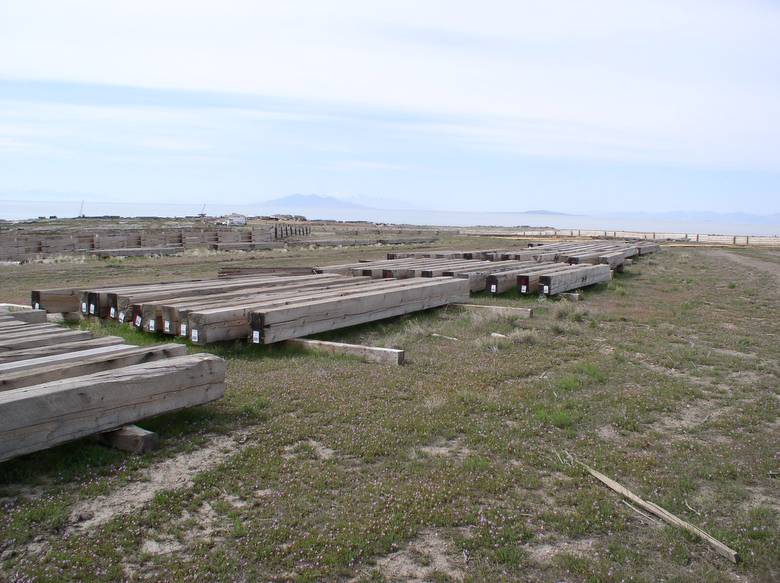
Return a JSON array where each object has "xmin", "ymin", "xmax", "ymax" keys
[
  {"xmin": 249, "ymin": 277, "xmax": 469, "ymax": 344},
  {"xmin": 315, "ymin": 257, "xmax": 561, "ymax": 292},
  {"xmin": 0, "ymin": 307, "xmax": 226, "ymax": 463},
  {"xmin": 58, "ymin": 274, "xmax": 469, "ymax": 345},
  {"xmin": 386, "ymin": 249, "xmax": 504, "ymax": 260},
  {"xmin": 0, "ymin": 225, "xmax": 280, "ymax": 261},
  {"xmin": 317, "ymin": 257, "xmax": 613, "ymax": 293}
]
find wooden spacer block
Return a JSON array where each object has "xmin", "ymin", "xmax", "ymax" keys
[{"xmin": 98, "ymin": 425, "xmax": 160, "ymax": 454}]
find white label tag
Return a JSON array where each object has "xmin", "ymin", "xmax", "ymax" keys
[
  {"xmin": 89, "ymin": 303, "xmax": 95, "ymax": 315},
  {"xmin": 252, "ymin": 330, "xmax": 260, "ymax": 343},
  {"xmin": 110, "ymin": 307, "xmax": 116, "ymax": 318},
  {"xmin": 180, "ymin": 323, "xmax": 187, "ymax": 336},
  {"xmin": 134, "ymin": 315, "xmax": 142, "ymax": 327},
  {"xmin": 164, "ymin": 321, "xmax": 171, "ymax": 333},
  {"xmin": 521, "ymin": 285, "xmax": 527, "ymax": 293},
  {"xmin": 34, "ymin": 302, "xmax": 40, "ymax": 310},
  {"xmin": 81, "ymin": 302, "xmax": 87, "ymax": 313},
  {"xmin": 191, "ymin": 329, "xmax": 199, "ymax": 342},
  {"xmin": 490, "ymin": 284, "xmax": 497, "ymax": 293},
  {"xmin": 118, "ymin": 312, "xmax": 125, "ymax": 323},
  {"xmin": 543, "ymin": 285, "xmax": 549, "ymax": 294},
  {"xmin": 148, "ymin": 320, "xmax": 155, "ymax": 332}
]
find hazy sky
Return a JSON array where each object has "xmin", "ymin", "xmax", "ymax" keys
[{"xmin": 1, "ymin": 0, "xmax": 779, "ymax": 217}]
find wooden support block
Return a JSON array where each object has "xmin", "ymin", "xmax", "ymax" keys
[
  {"xmin": 453, "ymin": 303, "xmax": 533, "ymax": 318},
  {"xmin": 98, "ymin": 425, "xmax": 160, "ymax": 454},
  {"xmin": 559, "ymin": 293, "xmax": 582, "ymax": 301},
  {"xmin": 284, "ymin": 338, "xmax": 405, "ymax": 365}
]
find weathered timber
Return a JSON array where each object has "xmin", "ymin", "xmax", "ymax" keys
[
  {"xmin": 30, "ymin": 288, "xmax": 81, "ymax": 313},
  {"xmin": 0, "ymin": 330, "xmax": 93, "ymax": 351},
  {"xmin": 0, "ymin": 344, "xmax": 187, "ymax": 391},
  {"xmin": 539, "ymin": 264, "xmax": 612, "ymax": 295},
  {"xmin": 0, "ymin": 354, "xmax": 226, "ymax": 463},
  {"xmin": 188, "ymin": 278, "xmax": 442, "ymax": 344},
  {"xmin": 0, "ymin": 336, "xmax": 126, "ymax": 364},
  {"xmin": 251, "ymin": 278, "xmax": 470, "ymax": 344}
]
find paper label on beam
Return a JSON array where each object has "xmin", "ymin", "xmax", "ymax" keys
[
  {"xmin": 180, "ymin": 323, "xmax": 187, "ymax": 336},
  {"xmin": 110, "ymin": 307, "xmax": 116, "ymax": 318},
  {"xmin": 81, "ymin": 302, "xmax": 87, "ymax": 314},
  {"xmin": 191, "ymin": 329, "xmax": 199, "ymax": 342},
  {"xmin": 252, "ymin": 330, "xmax": 260, "ymax": 343}
]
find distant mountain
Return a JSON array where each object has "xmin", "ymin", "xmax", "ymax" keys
[{"xmin": 261, "ymin": 194, "xmax": 370, "ymax": 210}]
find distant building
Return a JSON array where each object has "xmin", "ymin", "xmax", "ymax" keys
[{"xmin": 224, "ymin": 213, "xmax": 247, "ymax": 226}]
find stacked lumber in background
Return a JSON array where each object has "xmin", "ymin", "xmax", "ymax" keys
[
  {"xmin": 48, "ymin": 274, "xmax": 469, "ymax": 346},
  {"xmin": 0, "ymin": 225, "xmax": 278, "ymax": 261},
  {"xmin": 0, "ymin": 307, "xmax": 226, "ymax": 463},
  {"xmin": 316, "ymin": 257, "xmax": 615, "ymax": 294},
  {"xmin": 386, "ymin": 249, "xmax": 504, "ymax": 260}
]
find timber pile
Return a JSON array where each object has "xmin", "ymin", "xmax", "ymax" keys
[
  {"xmin": 54, "ymin": 274, "xmax": 469, "ymax": 345},
  {"xmin": 0, "ymin": 225, "xmax": 278, "ymax": 261},
  {"xmin": 316, "ymin": 256, "xmax": 615, "ymax": 295},
  {"xmin": 0, "ymin": 307, "xmax": 226, "ymax": 462}
]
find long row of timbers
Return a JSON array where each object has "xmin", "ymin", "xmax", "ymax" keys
[
  {"xmin": 0, "ymin": 304, "xmax": 226, "ymax": 463},
  {"xmin": 30, "ymin": 240, "xmax": 657, "ymax": 346}
]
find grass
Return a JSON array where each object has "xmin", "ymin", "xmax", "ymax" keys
[{"xmin": 0, "ymin": 240, "xmax": 778, "ymax": 582}]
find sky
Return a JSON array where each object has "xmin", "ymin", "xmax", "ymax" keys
[{"xmin": 1, "ymin": 0, "xmax": 780, "ymax": 220}]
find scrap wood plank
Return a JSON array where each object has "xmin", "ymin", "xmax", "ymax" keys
[
  {"xmin": 581, "ymin": 462, "xmax": 739, "ymax": 563},
  {"xmin": 0, "ymin": 353, "xmax": 225, "ymax": 463},
  {"xmin": 453, "ymin": 303, "xmax": 533, "ymax": 318},
  {"xmin": 0, "ymin": 336, "xmax": 126, "ymax": 364},
  {"xmin": 0, "ymin": 343, "xmax": 187, "ymax": 391},
  {"xmin": 284, "ymin": 338, "xmax": 405, "ymax": 365}
]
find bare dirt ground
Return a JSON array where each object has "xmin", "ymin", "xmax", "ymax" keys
[{"xmin": 0, "ymin": 240, "xmax": 777, "ymax": 582}]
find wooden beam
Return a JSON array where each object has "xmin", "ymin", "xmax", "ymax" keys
[
  {"xmin": 0, "ymin": 330, "xmax": 93, "ymax": 351},
  {"xmin": 0, "ymin": 336, "xmax": 126, "ymax": 364},
  {"xmin": 284, "ymin": 338, "xmax": 405, "ymax": 365},
  {"xmin": 0, "ymin": 354, "xmax": 225, "ymax": 463},
  {"xmin": 0, "ymin": 344, "xmax": 187, "ymax": 391}
]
